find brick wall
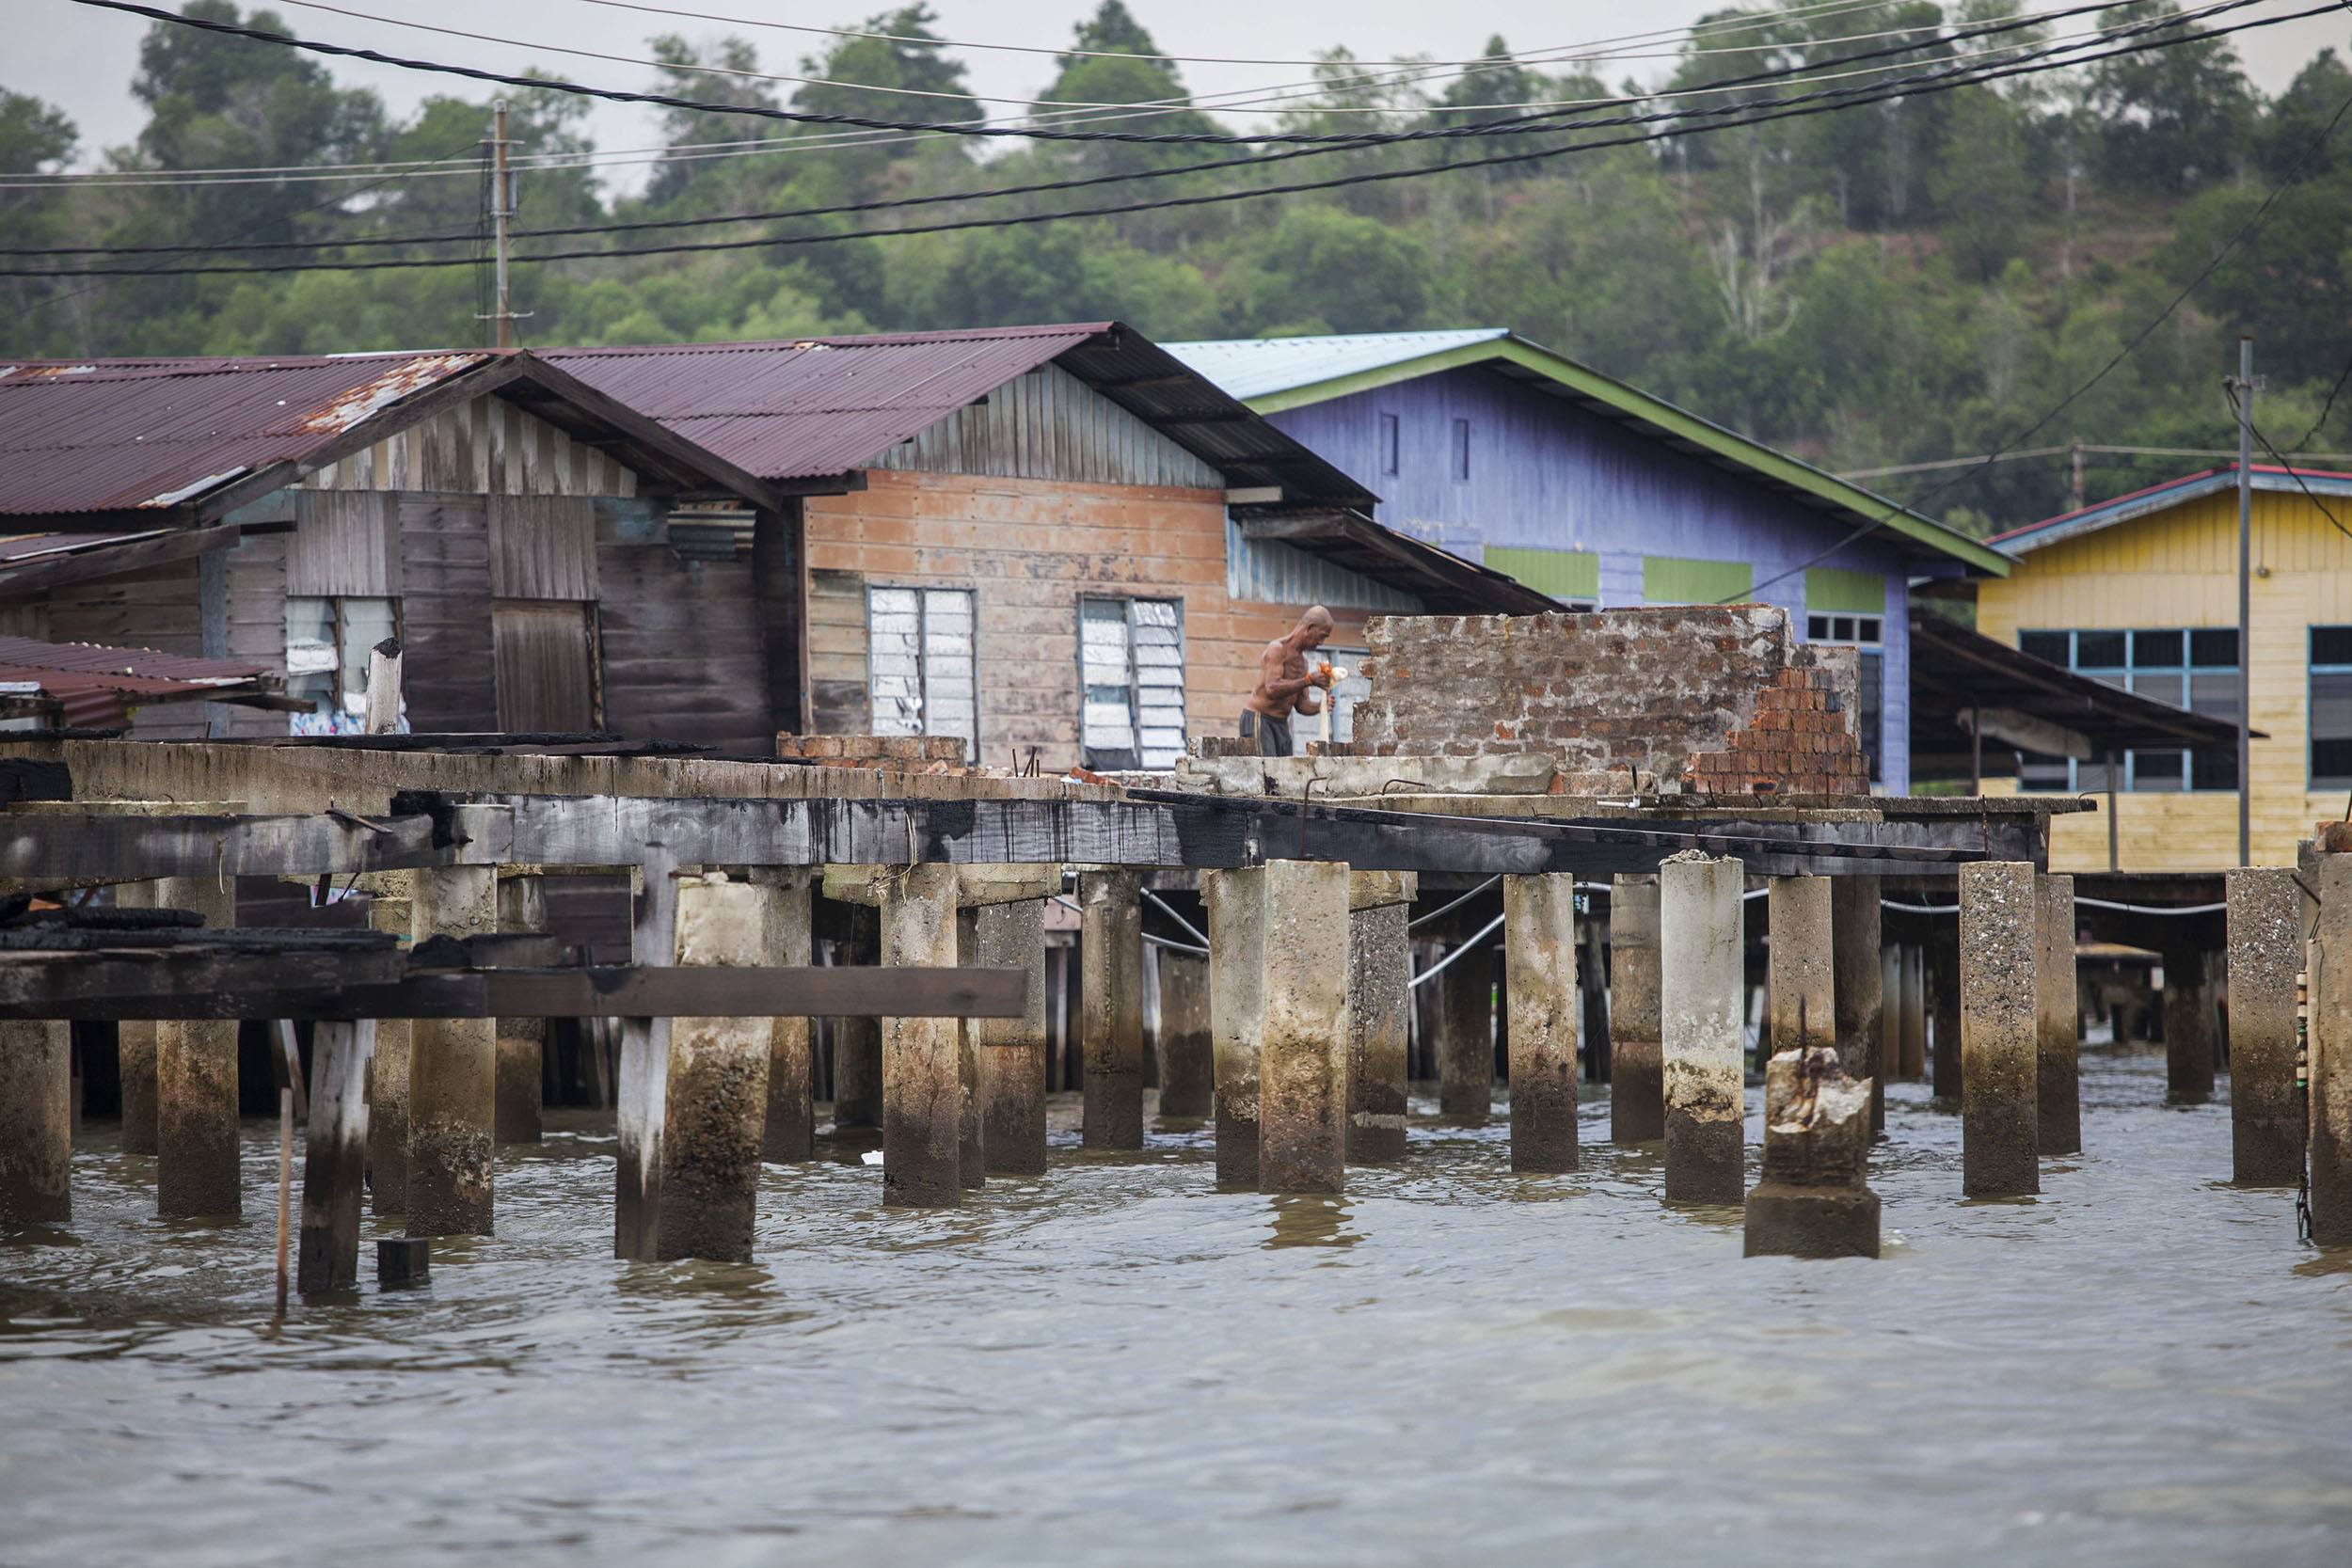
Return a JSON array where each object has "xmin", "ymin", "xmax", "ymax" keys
[{"xmin": 1350, "ymin": 605, "xmax": 1866, "ymax": 795}]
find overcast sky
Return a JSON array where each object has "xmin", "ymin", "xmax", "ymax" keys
[{"xmin": 12, "ymin": 0, "xmax": 2348, "ymax": 191}]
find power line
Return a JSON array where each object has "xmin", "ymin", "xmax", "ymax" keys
[
  {"xmin": 1842, "ymin": 442, "xmax": 2352, "ymax": 478},
  {"xmin": 11, "ymin": 0, "xmax": 2291, "ymax": 270},
  {"xmin": 1725, "ymin": 75, "xmax": 2352, "ymax": 603},
  {"xmin": 2233, "ymin": 385, "xmax": 2352, "ymax": 546},
  {"xmin": 2295, "ymin": 350, "xmax": 2352, "ymax": 450}
]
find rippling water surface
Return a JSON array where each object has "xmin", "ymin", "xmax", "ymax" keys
[{"xmin": 4, "ymin": 1046, "xmax": 2349, "ymax": 1568}]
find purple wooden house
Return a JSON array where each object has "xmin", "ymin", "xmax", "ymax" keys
[{"xmin": 1167, "ymin": 329, "xmax": 2011, "ymax": 791}]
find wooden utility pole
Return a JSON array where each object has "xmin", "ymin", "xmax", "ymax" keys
[
  {"xmin": 2233, "ymin": 337, "xmax": 2256, "ymax": 869},
  {"xmin": 2068, "ymin": 438, "xmax": 2085, "ymax": 513}
]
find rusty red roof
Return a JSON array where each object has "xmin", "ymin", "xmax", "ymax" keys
[{"xmin": 0, "ymin": 634, "xmax": 280, "ymax": 729}]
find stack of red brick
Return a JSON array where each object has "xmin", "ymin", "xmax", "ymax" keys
[
  {"xmin": 1686, "ymin": 665, "xmax": 1870, "ymax": 797},
  {"xmin": 775, "ymin": 733, "xmax": 970, "ymax": 771}
]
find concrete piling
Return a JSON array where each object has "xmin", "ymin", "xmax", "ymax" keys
[
  {"xmin": 1154, "ymin": 949, "xmax": 1214, "ymax": 1120},
  {"xmin": 614, "ymin": 858, "xmax": 678, "ymax": 1260},
  {"xmin": 2036, "ymin": 874, "xmax": 2081, "ymax": 1157},
  {"xmin": 1202, "ymin": 867, "xmax": 1267, "ymax": 1189},
  {"xmin": 155, "ymin": 874, "xmax": 239, "ymax": 1218},
  {"xmin": 1880, "ymin": 942, "xmax": 1901, "ymax": 1093},
  {"xmin": 977, "ymin": 895, "xmax": 1049, "ymax": 1177},
  {"xmin": 828, "ymin": 907, "xmax": 883, "ymax": 1128},
  {"xmin": 1346, "ymin": 872, "xmax": 1414, "ymax": 1164},
  {"xmin": 2225, "ymin": 866, "xmax": 2305, "ymax": 1186},
  {"xmin": 113, "ymin": 879, "xmax": 160, "ymax": 1155},
  {"xmin": 1767, "ymin": 876, "xmax": 1836, "ymax": 1056},
  {"xmin": 2163, "ymin": 945, "xmax": 2217, "ymax": 1104},
  {"xmin": 296, "ymin": 1020, "xmax": 373, "ymax": 1294},
  {"xmin": 656, "ymin": 874, "xmax": 771, "ymax": 1262},
  {"xmin": 1743, "ymin": 1046, "xmax": 1879, "ymax": 1259},
  {"xmin": 1437, "ymin": 935, "xmax": 1495, "ymax": 1123},
  {"xmin": 2312, "ymin": 855, "xmax": 2352, "ymax": 1244},
  {"xmin": 0, "ymin": 1020, "xmax": 72, "ymax": 1226},
  {"xmin": 1901, "ymin": 943, "xmax": 1929, "ymax": 1083},
  {"xmin": 407, "ymin": 865, "xmax": 498, "ymax": 1238},
  {"xmin": 1830, "ymin": 878, "xmax": 1884, "ymax": 1134},
  {"xmin": 1503, "ymin": 873, "xmax": 1580, "ymax": 1174},
  {"xmin": 956, "ymin": 906, "xmax": 986, "ymax": 1190},
  {"xmin": 1257, "ymin": 861, "xmax": 1351, "ymax": 1196},
  {"xmin": 365, "ymin": 894, "xmax": 412, "ymax": 1216},
  {"xmin": 1930, "ymin": 938, "xmax": 1962, "ymax": 1103},
  {"xmin": 1960, "ymin": 862, "xmax": 2039, "ymax": 1197},
  {"xmin": 1660, "ymin": 853, "xmax": 1746, "ymax": 1205},
  {"xmin": 1609, "ymin": 874, "xmax": 1663, "ymax": 1144},
  {"xmin": 493, "ymin": 873, "xmax": 547, "ymax": 1145},
  {"xmin": 755, "ymin": 870, "xmax": 817, "ymax": 1163},
  {"xmin": 881, "ymin": 863, "xmax": 962, "ymax": 1208},
  {"xmin": 1079, "ymin": 870, "xmax": 1146, "ymax": 1150}
]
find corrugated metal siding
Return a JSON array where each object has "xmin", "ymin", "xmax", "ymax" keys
[
  {"xmin": 490, "ymin": 494, "xmax": 598, "ymax": 600},
  {"xmin": 1223, "ymin": 515, "xmax": 1423, "ymax": 613},
  {"xmin": 871, "ymin": 362, "xmax": 1224, "ymax": 489},
  {"xmin": 287, "ymin": 491, "xmax": 400, "ymax": 597},
  {"xmin": 304, "ymin": 394, "xmax": 636, "ymax": 498}
]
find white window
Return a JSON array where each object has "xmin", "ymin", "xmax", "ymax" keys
[
  {"xmin": 867, "ymin": 586, "xmax": 977, "ymax": 758},
  {"xmin": 1324, "ymin": 644, "xmax": 1370, "ymax": 743},
  {"xmin": 286, "ymin": 595, "xmax": 400, "ymax": 736},
  {"xmin": 1080, "ymin": 596, "xmax": 1186, "ymax": 769}
]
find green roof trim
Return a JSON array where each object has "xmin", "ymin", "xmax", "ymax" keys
[
  {"xmin": 1485, "ymin": 545, "xmax": 1598, "ymax": 600},
  {"xmin": 1644, "ymin": 555, "xmax": 1754, "ymax": 605},
  {"xmin": 1239, "ymin": 335, "xmax": 2011, "ymax": 578},
  {"xmin": 1804, "ymin": 565, "xmax": 1887, "ymax": 613}
]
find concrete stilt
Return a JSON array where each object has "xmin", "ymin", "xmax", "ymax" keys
[
  {"xmin": 1880, "ymin": 942, "xmax": 1902, "ymax": 1093},
  {"xmin": 1437, "ymin": 936, "xmax": 1495, "ymax": 1123},
  {"xmin": 155, "ymin": 874, "xmax": 239, "ymax": 1218},
  {"xmin": 1901, "ymin": 943, "xmax": 1929, "ymax": 1082},
  {"xmin": 1960, "ymin": 862, "xmax": 2039, "ymax": 1197},
  {"xmin": 1258, "ymin": 861, "xmax": 1351, "ymax": 1195},
  {"xmin": 881, "ymin": 863, "xmax": 961, "ymax": 1208},
  {"xmin": 114, "ymin": 879, "xmax": 160, "ymax": 1155},
  {"xmin": 1930, "ymin": 937, "xmax": 1962, "ymax": 1102},
  {"xmin": 1831, "ymin": 878, "xmax": 1884, "ymax": 1134},
  {"xmin": 1767, "ymin": 876, "xmax": 1836, "ymax": 1056},
  {"xmin": 1503, "ymin": 873, "xmax": 1580, "ymax": 1173},
  {"xmin": 656, "ymin": 874, "xmax": 771, "ymax": 1262},
  {"xmin": 2163, "ymin": 944, "xmax": 2217, "ymax": 1104},
  {"xmin": 1079, "ymin": 870, "xmax": 1145, "ymax": 1149},
  {"xmin": 407, "ymin": 865, "xmax": 498, "ymax": 1238},
  {"xmin": 2036, "ymin": 874, "xmax": 2081, "ymax": 1157},
  {"xmin": 296, "ymin": 1020, "xmax": 373, "ymax": 1293},
  {"xmin": 0, "ymin": 1020, "xmax": 71, "ymax": 1226},
  {"xmin": 2312, "ymin": 854, "xmax": 2352, "ymax": 1244},
  {"xmin": 1202, "ymin": 867, "xmax": 1267, "ymax": 1190},
  {"xmin": 956, "ymin": 906, "xmax": 986, "ymax": 1190},
  {"xmin": 977, "ymin": 895, "xmax": 1049, "ymax": 1176},
  {"xmin": 1660, "ymin": 853, "xmax": 1747, "ymax": 1205},
  {"xmin": 753, "ymin": 870, "xmax": 816, "ymax": 1163},
  {"xmin": 828, "ymin": 908, "xmax": 882, "ymax": 1128},
  {"xmin": 615, "ymin": 857, "xmax": 678, "ymax": 1259},
  {"xmin": 365, "ymin": 894, "xmax": 412, "ymax": 1216},
  {"xmin": 1346, "ymin": 872, "xmax": 1414, "ymax": 1164},
  {"xmin": 1743, "ymin": 1046, "xmax": 1879, "ymax": 1259},
  {"xmin": 1610, "ymin": 874, "xmax": 1663, "ymax": 1144},
  {"xmin": 493, "ymin": 873, "xmax": 547, "ymax": 1145},
  {"xmin": 2226, "ymin": 866, "xmax": 2305, "ymax": 1185},
  {"xmin": 1154, "ymin": 949, "xmax": 1214, "ymax": 1120}
]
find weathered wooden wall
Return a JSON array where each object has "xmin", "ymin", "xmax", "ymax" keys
[
  {"xmin": 303, "ymin": 394, "xmax": 638, "ymax": 498},
  {"xmin": 596, "ymin": 499, "xmax": 771, "ymax": 752}
]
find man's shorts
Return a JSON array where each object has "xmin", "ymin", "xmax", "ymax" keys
[{"xmin": 1238, "ymin": 709, "xmax": 1293, "ymax": 757}]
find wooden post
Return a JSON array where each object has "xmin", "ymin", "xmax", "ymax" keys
[
  {"xmin": 275, "ymin": 1086, "xmax": 292, "ymax": 1316},
  {"xmin": 1960, "ymin": 863, "xmax": 2040, "ymax": 1197},
  {"xmin": 1258, "ymin": 860, "xmax": 1351, "ymax": 1195},
  {"xmin": 114, "ymin": 879, "xmax": 161, "ymax": 1155},
  {"xmin": 297, "ymin": 1020, "xmax": 373, "ymax": 1294},
  {"xmin": 2162, "ymin": 943, "xmax": 2217, "ymax": 1104},
  {"xmin": 755, "ymin": 869, "xmax": 817, "ymax": 1163},
  {"xmin": 956, "ymin": 906, "xmax": 986, "ymax": 1189},
  {"xmin": 365, "ymin": 893, "xmax": 412, "ymax": 1216},
  {"xmin": 0, "ymin": 1020, "xmax": 71, "ymax": 1226},
  {"xmin": 1079, "ymin": 869, "xmax": 1145, "ymax": 1150},
  {"xmin": 1437, "ymin": 936, "xmax": 1495, "ymax": 1123},
  {"xmin": 1903, "ymin": 942, "xmax": 1931, "ymax": 1083},
  {"xmin": 156, "ymin": 874, "xmax": 239, "ymax": 1218},
  {"xmin": 1610, "ymin": 874, "xmax": 1663, "ymax": 1143},
  {"xmin": 1503, "ymin": 872, "xmax": 1579, "ymax": 1173},
  {"xmin": 1880, "ymin": 942, "xmax": 1902, "ymax": 1093},
  {"xmin": 364, "ymin": 636, "xmax": 403, "ymax": 734},
  {"xmin": 1929, "ymin": 938, "xmax": 1962, "ymax": 1101},
  {"xmin": 977, "ymin": 895, "xmax": 1049, "ymax": 1177},
  {"xmin": 1346, "ymin": 873, "xmax": 1415, "ymax": 1164},
  {"xmin": 1831, "ymin": 877, "xmax": 1884, "ymax": 1135},
  {"xmin": 1660, "ymin": 853, "xmax": 1746, "ymax": 1205},
  {"xmin": 2036, "ymin": 873, "xmax": 2081, "ymax": 1157},
  {"xmin": 616, "ymin": 854, "xmax": 678, "ymax": 1259},
  {"xmin": 657, "ymin": 874, "xmax": 771, "ymax": 1262},
  {"xmin": 827, "ymin": 908, "xmax": 882, "ymax": 1128},
  {"xmin": 1155, "ymin": 948, "xmax": 1214, "ymax": 1120},
  {"xmin": 493, "ymin": 872, "xmax": 547, "ymax": 1145},
  {"xmin": 407, "ymin": 866, "xmax": 498, "ymax": 1238},
  {"xmin": 1202, "ymin": 867, "xmax": 1267, "ymax": 1190},
  {"xmin": 2225, "ymin": 866, "xmax": 2304, "ymax": 1185},
  {"xmin": 882, "ymin": 863, "xmax": 961, "ymax": 1208}
]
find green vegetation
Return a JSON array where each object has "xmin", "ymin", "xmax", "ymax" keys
[{"xmin": 4, "ymin": 1, "xmax": 2349, "ymax": 531}]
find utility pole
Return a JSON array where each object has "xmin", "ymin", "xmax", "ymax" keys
[
  {"xmin": 2232, "ymin": 336, "xmax": 2256, "ymax": 868},
  {"xmin": 2068, "ymin": 438, "xmax": 2085, "ymax": 513},
  {"xmin": 482, "ymin": 101, "xmax": 526, "ymax": 349}
]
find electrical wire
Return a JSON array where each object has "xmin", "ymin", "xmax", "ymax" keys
[
  {"xmin": 13, "ymin": 4, "xmax": 2315, "ymax": 280},
  {"xmin": 2294, "ymin": 349, "xmax": 2352, "ymax": 451},
  {"xmin": 2231, "ymin": 385, "xmax": 2352, "ymax": 546}
]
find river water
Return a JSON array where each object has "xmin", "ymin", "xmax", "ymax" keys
[{"xmin": 4, "ymin": 1045, "xmax": 2348, "ymax": 1568}]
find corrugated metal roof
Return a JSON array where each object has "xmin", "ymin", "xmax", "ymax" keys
[
  {"xmin": 0, "ymin": 353, "xmax": 487, "ymax": 515},
  {"xmin": 0, "ymin": 635, "xmax": 279, "ymax": 729},
  {"xmin": 1990, "ymin": 465, "xmax": 2352, "ymax": 552},
  {"xmin": 1163, "ymin": 330, "xmax": 1509, "ymax": 401}
]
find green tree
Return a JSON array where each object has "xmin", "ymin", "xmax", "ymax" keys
[
  {"xmin": 2083, "ymin": 1, "xmax": 2255, "ymax": 193},
  {"xmin": 1226, "ymin": 204, "xmax": 1434, "ymax": 334}
]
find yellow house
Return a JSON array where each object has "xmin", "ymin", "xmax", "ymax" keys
[{"xmin": 1974, "ymin": 464, "xmax": 2352, "ymax": 872}]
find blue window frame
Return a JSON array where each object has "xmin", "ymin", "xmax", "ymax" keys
[
  {"xmin": 2015, "ymin": 627, "xmax": 2238, "ymax": 792},
  {"xmin": 1377, "ymin": 412, "xmax": 1399, "ymax": 477}
]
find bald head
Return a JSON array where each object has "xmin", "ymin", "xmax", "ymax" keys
[{"xmin": 1298, "ymin": 605, "xmax": 1334, "ymax": 632}]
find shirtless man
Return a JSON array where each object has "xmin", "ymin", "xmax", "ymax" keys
[{"xmin": 1240, "ymin": 605, "xmax": 1335, "ymax": 757}]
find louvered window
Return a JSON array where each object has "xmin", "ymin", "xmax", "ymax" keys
[
  {"xmin": 866, "ymin": 586, "xmax": 977, "ymax": 759},
  {"xmin": 1080, "ymin": 596, "xmax": 1185, "ymax": 770},
  {"xmin": 286, "ymin": 595, "xmax": 400, "ymax": 736}
]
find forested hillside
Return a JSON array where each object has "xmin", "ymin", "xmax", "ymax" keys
[{"xmin": 4, "ymin": 0, "xmax": 2348, "ymax": 531}]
